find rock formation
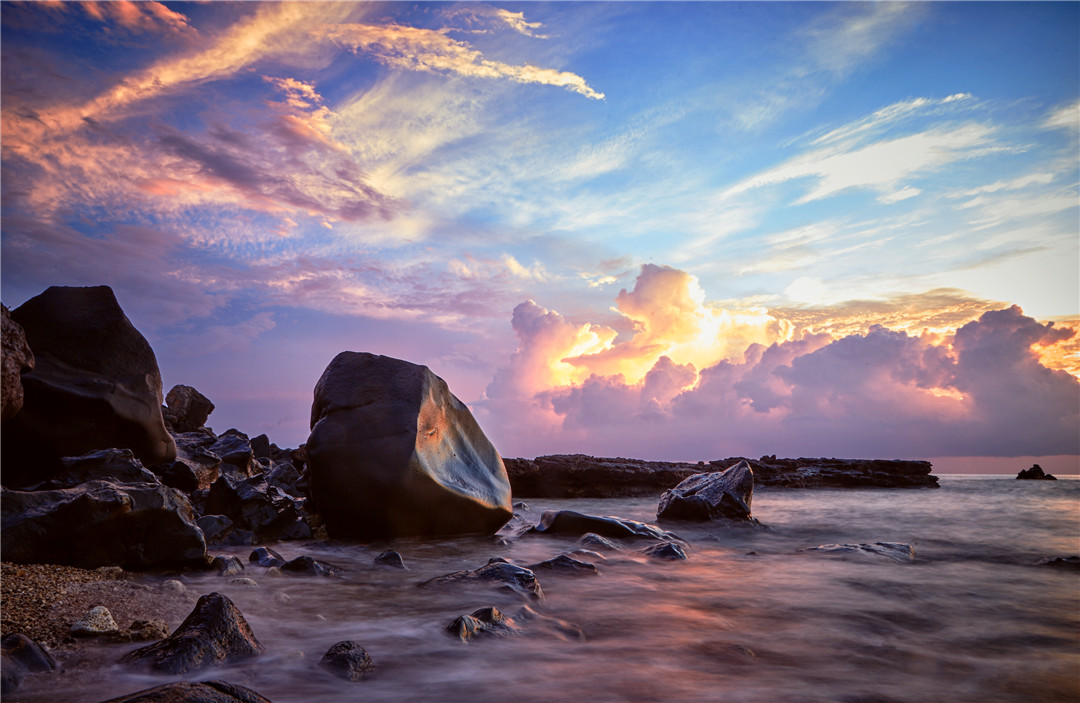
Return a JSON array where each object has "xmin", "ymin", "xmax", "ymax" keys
[
  {"xmin": 163, "ymin": 385, "xmax": 215, "ymax": 433},
  {"xmin": 1016, "ymin": 464, "xmax": 1057, "ymax": 480},
  {"xmin": 657, "ymin": 460, "xmax": 755, "ymax": 523},
  {"xmin": 1, "ymin": 304, "xmax": 34, "ymax": 422},
  {"xmin": 2, "ymin": 286, "xmax": 175, "ymax": 487},
  {"xmin": 530, "ymin": 510, "xmax": 678, "ymax": 542},
  {"xmin": 306, "ymin": 352, "xmax": 512, "ymax": 539}
]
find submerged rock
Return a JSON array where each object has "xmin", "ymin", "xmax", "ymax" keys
[
  {"xmin": 1037, "ymin": 555, "xmax": 1080, "ymax": 569},
  {"xmin": 249, "ymin": 547, "xmax": 286, "ymax": 568},
  {"xmin": 1016, "ymin": 464, "xmax": 1057, "ymax": 480},
  {"xmin": 642, "ymin": 542, "xmax": 688, "ymax": 560},
  {"xmin": 306, "ymin": 352, "xmax": 512, "ymax": 539},
  {"xmin": 280, "ymin": 555, "xmax": 337, "ymax": 577},
  {"xmin": 657, "ymin": 460, "xmax": 755, "ymax": 523},
  {"xmin": 1, "ymin": 633, "xmax": 58, "ymax": 695},
  {"xmin": 424, "ymin": 561, "xmax": 544, "ymax": 601},
  {"xmin": 531, "ymin": 510, "xmax": 677, "ymax": 542},
  {"xmin": 374, "ymin": 550, "xmax": 407, "ymax": 570},
  {"xmin": 2, "ymin": 286, "xmax": 176, "ymax": 487},
  {"xmin": 97, "ymin": 680, "xmax": 272, "ymax": 703},
  {"xmin": 120, "ymin": 592, "xmax": 265, "ymax": 674},
  {"xmin": 447, "ymin": 606, "xmax": 519, "ymax": 642},
  {"xmin": 803, "ymin": 542, "xmax": 915, "ymax": 563},
  {"xmin": 528, "ymin": 554, "xmax": 599, "ymax": 576},
  {"xmin": 320, "ymin": 640, "xmax": 375, "ymax": 681}
]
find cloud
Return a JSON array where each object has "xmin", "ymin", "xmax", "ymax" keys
[{"xmin": 80, "ymin": 1, "xmax": 197, "ymax": 37}]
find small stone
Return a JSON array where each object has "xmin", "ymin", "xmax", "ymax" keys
[
  {"xmin": 249, "ymin": 547, "xmax": 286, "ymax": 568},
  {"xmin": 374, "ymin": 550, "xmax": 407, "ymax": 570},
  {"xmin": 161, "ymin": 580, "xmax": 186, "ymax": 594},
  {"xmin": 642, "ymin": 542, "xmax": 688, "ymax": 560},
  {"xmin": 579, "ymin": 532, "xmax": 619, "ymax": 551},
  {"xmin": 71, "ymin": 606, "xmax": 119, "ymax": 637},
  {"xmin": 230, "ymin": 578, "xmax": 259, "ymax": 588},
  {"xmin": 113, "ymin": 620, "xmax": 169, "ymax": 643},
  {"xmin": 320, "ymin": 640, "xmax": 375, "ymax": 682},
  {"xmin": 212, "ymin": 555, "xmax": 246, "ymax": 577}
]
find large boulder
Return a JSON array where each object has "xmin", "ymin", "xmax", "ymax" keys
[
  {"xmin": 2, "ymin": 286, "xmax": 176, "ymax": 487},
  {"xmin": 656, "ymin": 460, "xmax": 755, "ymax": 523},
  {"xmin": 1, "ymin": 304, "xmax": 34, "ymax": 422},
  {"xmin": 306, "ymin": 352, "xmax": 512, "ymax": 539},
  {"xmin": 1, "ymin": 479, "xmax": 208, "ymax": 569},
  {"xmin": 163, "ymin": 385, "xmax": 215, "ymax": 433}
]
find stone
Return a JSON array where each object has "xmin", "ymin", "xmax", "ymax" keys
[
  {"xmin": 163, "ymin": 385, "xmax": 215, "ymax": 433},
  {"xmin": 280, "ymin": 555, "xmax": 337, "ymax": 577},
  {"xmin": 2, "ymin": 480, "xmax": 208, "ymax": 569},
  {"xmin": 249, "ymin": 547, "xmax": 286, "ymax": 568},
  {"xmin": 230, "ymin": 578, "xmax": 259, "ymax": 588},
  {"xmin": 1037, "ymin": 556, "xmax": 1080, "ymax": 569},
  {"xmin": 424, "ymin": 561, "xmax": 544, "ymax": 601},
  {"xmin": 2, "ymin": 286, "xmax": 176, "ymax": 487},
  {"xmin": 97, "ymin": 680, "xmax": 272, "ymax": 703},
  {"xmin": 1, "ymin": 304, "xmax": 34, "ymax": 423},
  {"xmin": 1, "ymin": 633, "xmax": 58, "ymax": 695},
  {"xmin": 528, "ymin": 554, "xmax": 599, "ymax": 575},
  {"xmin": 162, "ymin": 580, "xmax": 187, "ymax": 594},
  {"xmin": 530, "ymin": 510, "xmax": 678, "ymax": 542},
  {"xmin": 319, "ymin": 640, "xmax": 375, "ymax": 682},
  {"xmin": 205, "ymin": 474, "xmax": 310, "ymax": 542},
  {"xmin": 120, "ymin": 592, "xmax": 265, "ymax": 674},
  {"xmin": 803, "ymin": 542, "xmax": 916, "ymax": 563},
  {"xmin": 114, "ymin": 620, "xmax": 170, "ymax": 643},
  {"xmin": 578, "ymin": 533, "xmax": 620, "ymax": 551},
  {"xmin": 306, "ymin": 351, "xmax": 512, "ymax": 539},
  {"xmin": 211, "ymin": 555, "xmax": 245, "ymax": 577},
  {"xmin": 513, "ymin": 605, "xmax": 586, "ymax": 642},
  {"xmin": 1017, "ymin": 464, "xmax": 1057, "ymax": 480},
  {"xmin": 250, "ymin": 434, "xmax": 271, "ymax": 459},
  {"xmin": 447, "ymin": 607, "xmax": 518, "ymax": 642},
  {"xmin": 197, "ymin": 515, "xmax": 234, "ymax": 544},
  {"xmin": 374, "ymin": 550, "xmax": 407, "ymax": 569},
  {"xmin": 39, "ymin": 448, "xmax": 160, "ymax": 490},
  {"xmin": 208, "ymin": 430, "xmax": 254, "ymax": 476},
  {"xmin": 642, "ymin": 542, "xmax": 688, "ymax": 560},
  {"xmin": 71, "ymin": 605, "xmax": 120, "ymax": 637},
  {"xmin": 657, "ymin": 460, "xmax": 756, "ymax": 523}
]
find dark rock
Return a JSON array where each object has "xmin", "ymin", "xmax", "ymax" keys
[
  {"xmin": 221, "ymin": 530, "xmax": 257, "ymax": 546},
  {"xmin": 120, "ymin": 592, "xmax": 265, "ymax": 674},
  {"xmin": 803, "ymin": 542, "xmax": 915, "ymax": 562},
  {"xmin": 424, "ymin": 561, "xmax": 543, "ymax": 601},
  {"xmin": 1017, "ymin": 464, "xmax": 1057, "ymax": 480},
  {"xmin": 375, "ymin": 550, "xmax": 407, "ymax": 569},
  {"xmin": 447, "ymin": 606, "xmax": 518, "ymax": 642},
  {"xmin": 208, "ymin": 430, "xmax": 254, "ymax": 476},
  {"xmin": 97, "ymin": 680, "xmax": 272, "ymax": 703},
  {"xmin": 281, "ymin": 555, "xmax": 337, "ymax": 577},
  {"xmin": 249, "ymin": 434, "xmax": 271, "ymax": 459},
  {"xmin": 211, "ymin": 555, "xmax": 245, "ymax": 577},
  {"xmin": 578, "ymin": 533, "xmax": 620, "ymax": 551},
  {"xmin": 2, "ymin": 480, "xmax": 208, "ymax": 569},
  {"xmin": 163, "ymin": 385, "xmax": 215, "ymax": 433},
  {"xmin": 319, "ymin": 640, "xmax": 375, "ymax": 682},
  {"xmin": 113, "ymin": 619, "xmax": 170, "ymax": 643},
  {"xmin": 642, "ymin": 542, "xmax": 688, "ymax": 560},
  {"xmin": 3, "ymin": 286, "xmax": 176, "ymax": 487},
  {"xmin": 249, "ymin": 547, "xmax": 286, "ymax": 568},
  {"xmin": 1, "ymin": 304, "xmax": 34, "ymax": 423},
  {"xmin": 306, "ymin": 352, "xmax": 512, "ymax": 539},
  {"xmin": 205, "ymin": 474, "xmax": 310, "ymax": 542},
  {"xmin": 197, "ymin": 515, "xmax": 234, "ymax": 544},
  {"xmin": 531, "ymin": 510, "xmax": 678, "ymax": 542},
  {"xmin": 264, "ymin": 459, "xmax": 303, "ymax": 497},
  {"xmin": 528, "ymin": 554, "xmax": 599, "ymax": 575},
  {"xmin": 33, "ymin": 448, "xmax": 160, "ymax": 490},
  {"xmin": 1, "ymin": 633, "xmax": 58, "ymax": 695},
  {"xmin": 1037, "ymin": 556, "xmax": 1080, "ymax": 569},
  {"xmin": 657, "ymin": 460, "xmax": 756, "ymax": 523}
]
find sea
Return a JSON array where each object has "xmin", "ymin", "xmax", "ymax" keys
[{"xmin": 11, "ymin": 475, "xmax": 1080, "ymax": 703}]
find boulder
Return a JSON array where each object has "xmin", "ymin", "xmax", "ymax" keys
[
  {"xmin": 1, "ymin": 480, "xmax": 208, "ymax": 569},
  {"xmin": 120, "ymin": 592, "xmax": 265, "ymax": 674},
  {"xmin": 306, "ymin": 352, "xmax": 512, "ymax": 539},
  {"xmin": 1, "ymin": 304, "xmax": 34, "ymax": 422},
  {"xmin": 70, "ymin": 605, "xmax": 120, "ymax": 637},
  {"xmin": 197, "ymin": 515, "xmax": 234, "ymax": 544},
  {"xmin": 1017, "ymin": 464, "xmax": 1057, "ymax": 480},
  {"xmin": 375, "ymin": 550, "xmax": 407, "ymax": 569},
  {"xmin": 423, "ymin": 561, "xmax": 544, "ymax": 601},
  {"xmin": 2, "ymin": 286, "xmax": 176, "ymax": 487},
  {"xmin": 447, "ymin": 607, "xmax": 518, "ymax": 642},
  {"xmin": 208, "ymin": 430, "xmax": 254, "ymax": 477},
  {"xmin": 205, "ymin": 474, "xmax": 310, "ymax": 542},
  {"xmin": 98, "ymin": 680, "xmax": 272, "ymax": 703},
  {"xmin": 530, "ymin": 510, "xmax": 677, "ymax": 542},
  {"xmin": 642, "ymin": 542, "xmax": 688, "ymax": 560},
  {"xmin": 38, "ymin": 448, "xmax": 159, "ymax": 490},
  {"xmin": 527, "ymin": 554, "xmax": 599, "ymax": 576},
  {"xmin": 657, "ymin": 460, "xmax": 755, "ymax": 523},
  {"xmin": 280, "ymin": 555, "xmax": 337, "ymax": 577},
  {"xmin": 211, "ymin": 555, "xmax": 245, "ymax": 577},
  {"xmin": 249, "ymin": 547, "xmax": 286, "ymax": 568},
  {"xmin": 1, "ymin": 633, "xmax": 58, "ymax": 695},
  {"xmin": 163, "ymin": 385, "xmax": 215, "ymax": 433},
  {"xmin": 319, "ymin": 640, "xmax": 375, "ymax": 682}
]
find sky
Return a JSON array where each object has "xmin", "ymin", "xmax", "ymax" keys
[{"xmin": 2, "ymin": 1, "xmax": 1078, "ymax": 473}]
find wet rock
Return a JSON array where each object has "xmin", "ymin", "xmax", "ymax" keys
[
  {"xmin": 1, "ymin": 304, "xmax": 34, "ymax": 423},
  {"xmin": 2, "ymin": 480, "xmax": 208, "ymax": 569},
  {"xmin": 113, "ymin": 620, "xmax": 170, "ymax": 643},
  {"xmin": 249, "ymin": 547, "xmax": 286, "ymax": 568},
  {"xmin": 1, "ymin": 633, "xmax": 58, "ymax": 695},
  {"xmin": 528, "ymin": 554, "xmax": 599, "ymax": 575},
  {"xmin": 205, "ymin": 474, "xmax": 310, "ymax": 542},
  {"xmin": 447, "ymin": 607, "xmax": 518, "ymax": 642},
  {"xmin": 531, "ymin": 510, "xmax": 677, "ymax": 542},
  {"xmin": 579, "ymin": 532, "xmax": 620, "ymax": 551},
  {"xmin": 211, "ymin": 555, "xmax": 245, "ymax": 577},
  {"xmin": 281, "ymin": 555, "xmax": 337, "ymax": 577},
  {"xmin": 71, "ymin": 605, "xmax": 120, "ymax": 637},
  {"xmin": 37, "ymin": 448, "xmax": 159, "ymax": 490},
  {"xmin": 306, "ymin": 352, "xmax": 512, "ymax": 539},
  {"xmin": 1037, "ymin": 555, "xmax": 1080, "ymax": 569},
  {"xmin": 375, "ymin": 550, "xmax": 407, "ymax": 569},
  {"xmin": 163, "ymin": 385, "xmax": 215, "ymax": 433},
  {"xmin": 657, "ymin": 460, "xmax": 756, "ymax": 523},
  {"xmin": 97, "ymin": 680, "xmax": 272, "ymax": 703},
  {"xmin": 803, "ymin": 542, "xmax": 915, "ymax": 562},
  {"xmin": 229, "ymin": 578, "xmax": 259, "ymax": 588},
  {"xmin": 265, "ymin": 460, "xmax": 303, "ymax": 497},
  {"xmin": 642, "ymin": 542, "xmax": 688, "ymax": 560},
  {"xmin": 197, "ymin": 515, "xmax": 234, "ymax": 545},
  {"xmin": 1016, "ymin": 464, "xmax": 1057, "ymax": 480},
  {"xmin": 208, "ymin": 430, "xmax": 254, "ymax": 477},
  {"xmin": 2, "ymin": 286, "xmax": 176, "ymax": 487},
  {"xmin": 424, "ymin": 561, "xmax": 544, "ymax": 601},
  {"xmin": 120, "ymin": 592, "xmax": 265, "ymax": 674},
  {"xmin": 320, "ymin": 640, "xmax": 375, "ymax": 682}
]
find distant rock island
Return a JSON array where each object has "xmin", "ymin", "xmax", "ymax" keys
[
  {"xmin": 1016, "ymin": 464, "xmax": 1057, "ymax": 480},
  {"xmin": 504, "ymin": 454, "xmax": 939, "ymax": 497}
]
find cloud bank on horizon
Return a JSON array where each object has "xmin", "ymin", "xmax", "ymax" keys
[{"xmin": 1, "ymin": 2, "xmax": 1077, "ymax": 464}]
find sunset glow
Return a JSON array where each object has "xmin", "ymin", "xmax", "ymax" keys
[{"xmin": 2, "ymin": 1, "xmax": 1077, "ymax": 469}]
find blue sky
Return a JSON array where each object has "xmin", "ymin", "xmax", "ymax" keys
[{"xmin": 2, "ymin": 2, "xmax": 1077, "ymax": 470}]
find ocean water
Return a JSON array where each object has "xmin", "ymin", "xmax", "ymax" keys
[{"xmin": 12, "ymin": 476, "xmax": 1080, "ymax": 703}]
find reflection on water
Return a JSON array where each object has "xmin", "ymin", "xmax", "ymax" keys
[{"xmin": 12, "ymin": 477, "xmax": 1080, "ymax": 703}]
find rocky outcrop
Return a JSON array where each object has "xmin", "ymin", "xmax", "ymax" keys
[
  {"xmin": 163, "ymin": 385, "xmax": 215, "ymax": 433},
  {"xmin": 1, "ymin": 304, "xmax": 34, "ymax": 422},
  {"xmin": 2, "ymin": 286, "xmax": 175, "ymax": 487},
  {"xmin": 657, "ymin": 460, "xmax": 755, "ymax": 523},
  {"xmin": 120, "ymin": 592, "xmax": 265, "ymax": 674},
  {"xmin": 1, "ymin": 478, "xmax": 208, "ymax": 570},
  {"xmin": 98, "ymin": 680, "xmax": 272, "ymax": 703},
  {"xmin": 306, "ymin": 352, "xmax": 512, "ymax": 539},
  {"xmin": 1016, "ymin": 464, "xmax": 1057, "ymax": 480},
  {"xmin": 505, "ymin": 454, "xmax": 938, "ymax": 497}
]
